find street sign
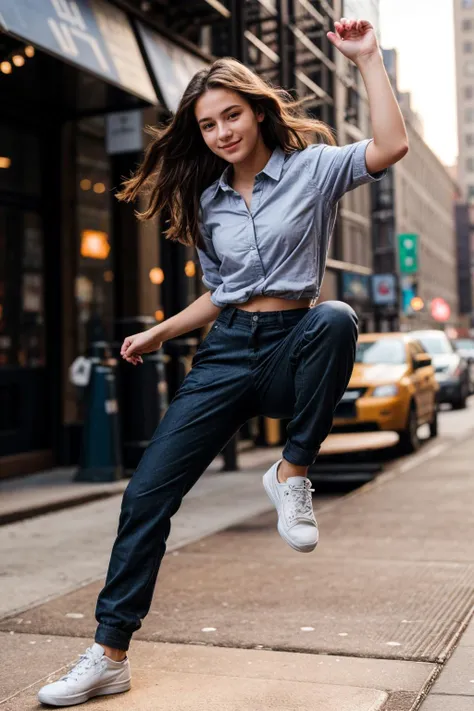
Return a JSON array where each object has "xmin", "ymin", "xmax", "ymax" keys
[
  {"xmin": 398, "ymin": 233, "xmax": 418, "ymax": 274},
  {"xmin": 372, "ymin": 273, "xmax": 397, "ymax": 307}
]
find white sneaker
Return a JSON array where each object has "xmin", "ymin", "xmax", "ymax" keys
[
  {"xmin": 263, "ymin": 459, "xmax": 319, "ymax": 553},
  {"xmin": 37, "ymin": 642, "xmax": 131, "ymax": 707}
]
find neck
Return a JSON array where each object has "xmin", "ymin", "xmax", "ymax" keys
[{"xmin": 232, "ymin": 138, "xmax": 272, "ymax": 186}]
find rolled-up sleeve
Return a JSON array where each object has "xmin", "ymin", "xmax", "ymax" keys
[
  {"xmin": 196, "ymin": 219, "xmax": 223, "ymax": 295},
  {"xmin": 308, "ymin": 138, "xmax": 387, "ymax": 204}
]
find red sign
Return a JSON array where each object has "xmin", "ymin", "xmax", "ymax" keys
[{"xmin": 431, "ymin": 298, "xmax": 451, "ymax": 322}]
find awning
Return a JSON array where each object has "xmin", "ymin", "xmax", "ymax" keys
[
  {"xmin": 136, "ymin": 21, "xmax": 208, "ymax": 113},
  {"xmin": 0, "ymin": 0, "xmax": 157, "ymax": 104}
]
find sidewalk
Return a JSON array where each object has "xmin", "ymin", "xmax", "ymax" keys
[
  {"xmin": 0, "ymin": 430, "xmax": 473, "ymax": 710},
  {"xmin": 0, "ymin": 442, "xmax": 279, "ymax": 526},
  {"xmin": 0, "ymin": 432, "xmax": 395, "ymax": 525}
]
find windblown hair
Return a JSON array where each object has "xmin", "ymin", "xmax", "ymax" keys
[{"xmin": 116, "ymin": 57, "xmax": 336, "ymax": 249}]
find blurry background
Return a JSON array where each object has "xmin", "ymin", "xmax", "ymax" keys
[{"xmin": 0, "ymin": 0, "xmax": 471, "ymax": 478}]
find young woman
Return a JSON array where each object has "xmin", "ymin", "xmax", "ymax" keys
[{"xmin": 38, "ymin": 18, "xmax": 408, "ymax": 707}]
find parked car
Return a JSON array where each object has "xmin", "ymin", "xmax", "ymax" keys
[
  {"xmin": 332, "ymin": 333, "xmax": 438, "ymax": 453},
  {"xmin": 452, "ymin": 338, "xmax": 474, "ymax": 393},
  {"xmin": 412, "ymin": 330, "xmax": 470, "ymax": 409}
]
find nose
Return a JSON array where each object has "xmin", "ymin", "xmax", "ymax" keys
[{"xmin": 217, "ymin": 122, "xmax": 232, "ymax": 143}]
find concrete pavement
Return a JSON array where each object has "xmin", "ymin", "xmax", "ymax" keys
[{"xmin": 1, "ymin": 407, "xmax": 474, "ymax": 709}]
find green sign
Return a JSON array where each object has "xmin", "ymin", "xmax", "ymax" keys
[{"xmin": 398, "ymin": 233, "xmax": 418, "ymax": 274}]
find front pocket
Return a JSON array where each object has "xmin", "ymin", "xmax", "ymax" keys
[
  {"xmin": 200, "ymin": 322, "xmax": 222, "ymax": 349},
  {"xmin": 191, "ymin": 323, "xmax": 222, "ymax": 367}
]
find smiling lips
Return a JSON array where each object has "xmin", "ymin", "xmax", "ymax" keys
[{"xmin": 220, "ymin": 139, "xmax": 241, "ymax": 151}]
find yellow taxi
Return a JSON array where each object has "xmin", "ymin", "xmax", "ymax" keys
[{"xmin": 332, "ymin": 332, "xmax": 439, "ymax": 453}]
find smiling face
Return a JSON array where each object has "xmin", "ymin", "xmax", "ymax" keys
[{"xmin": 194, "ymin": 87, "xmax": 264, "ymax": 164}]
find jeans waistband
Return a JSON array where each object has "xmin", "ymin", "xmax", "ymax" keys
[{"xmin": 218, "ymin": 305, "xmax": 310, "ymax": 329}]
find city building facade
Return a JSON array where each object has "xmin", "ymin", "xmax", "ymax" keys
[
  {"xmin": 454, "ymin": 0, "xmax": 474, "ymax": 203},
  {"xmin": 376, "ymin": 48, "xmax": 459, "ymax": 331}
]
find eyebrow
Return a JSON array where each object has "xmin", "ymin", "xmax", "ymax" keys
[{"xmin": 198, "ymin": 104, "xmax": 242, "ymax": 125}]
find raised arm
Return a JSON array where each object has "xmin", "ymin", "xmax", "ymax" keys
[{"xmin": 327, "ymin": 18, "xmax": 409, "ymax": 174}]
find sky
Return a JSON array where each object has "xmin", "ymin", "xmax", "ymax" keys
[{"xmin": 378, "ymin": 0, "xmax": 458, "ymax": 166}]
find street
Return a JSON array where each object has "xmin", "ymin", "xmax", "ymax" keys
[{"xmin": 1, "ymin": 400, "xmax": 473, "ymax": 710}]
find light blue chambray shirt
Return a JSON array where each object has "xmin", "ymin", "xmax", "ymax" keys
[{"xmin": 196, "ymin": 138, "xmax": 387, "ymax": 308}]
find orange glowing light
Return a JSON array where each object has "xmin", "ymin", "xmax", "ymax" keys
[
  {"xmin": 410, "ymin": 296, "xmax": 424, "ymax": 312},
  {"xmin": 185, "ymin": 260, "xmax": 196, "ymax": 277},
  {"xmin": 149, "ymin": 268, "xmax": 164, "ymax": 285},
  {"xmin": 80, "ymin": 230, "xmax": 110, "ymax": 260}
]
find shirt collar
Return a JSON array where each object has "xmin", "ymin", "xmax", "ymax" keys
[{"xmin": 211, "ymin": 145, "xmax": 286, "ymax": 199}]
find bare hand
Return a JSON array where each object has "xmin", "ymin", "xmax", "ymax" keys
[
  {"xmin": 327, "ymin": 18, "xmax": 378, "ymax": 63},
  {"xmin": 120, "ymin": 330, "xmax": 162, "ymax": 366}
]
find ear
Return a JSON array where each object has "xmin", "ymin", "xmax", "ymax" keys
[{"xmin": 255, "ymin": 104, "xmax": 265, "ymax": 123}]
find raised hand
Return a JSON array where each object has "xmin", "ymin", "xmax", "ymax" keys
[{"xmin": 327, "ymin": 18, "xmax": 379, "ymax": 63}]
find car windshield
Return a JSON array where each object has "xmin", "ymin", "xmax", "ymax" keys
[
  {"xmin": 416, "ymin": 335, "xmax": 453, "ymax": 355},
  {"xmin": 454, "ymin": 339, "xmax": 474, "ymax": 350},
  {"xmin": 355, "ymin": 339, "xmax": 406, "ymax": 365}
]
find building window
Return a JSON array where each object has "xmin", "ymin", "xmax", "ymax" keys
[
  {"xmin": 466, "ymin": 133, "xmax": 474, "ymax": 146},
  {"xmin": 464, "ymin": 18, "xmax": 473, "ymax": 30},
  {"xmin": 464, "ymin": 59, "xmax": 474, "ymax": 76},
  {"xmin": 466, "ymin": 86, "xmax": 474, "ymax": 99},
  {"xmin": 463, "ymin": 0, "xmax": 474, "ymax": 9},
  {"xmin": 464, "ymin": 41, "xmax": 474, "ymax": 53},
  {"xmin": 467, "ymin": 158, "xmax": 474, "ymax": 172},
  {"xmin": 469, "ymin": 185, "xmax": 474, "ymax": 201},
  {"xmin": 466, "ymin": 108, "xmax": 474, "ymax": 122}
]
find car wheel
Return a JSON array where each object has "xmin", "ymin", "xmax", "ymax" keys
[
  {"xmin": 429, "ymin": 404, "xmax": 438, "ymax": 438},
  {"xmin": 452, "ymin": 383, "xmax": 468, "ymax": 410},
  {"xmin": 398, "ymin": 402, "xmax": 421, "ymax": 454}
]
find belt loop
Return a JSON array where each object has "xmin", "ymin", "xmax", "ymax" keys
[
  {"xmin": 277, "ymin": 311, "xmax": 285, "ymax": 329},
  {"xmin": 227, "ymin": 306, "xmax": 237, "ymax": 327}
]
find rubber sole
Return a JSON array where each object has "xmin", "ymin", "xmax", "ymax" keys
[
  {"xmin": 38, "ymin": 679, "xmax": 131, "ymax": 707},
  {"xmin": 262, "ymin": 463, "xmax": 318, "ymax": 553}
]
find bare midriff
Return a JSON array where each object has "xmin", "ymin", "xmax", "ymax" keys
[{"xmin": 232, "ymin": 295, "xmax": 311, "ymax": 312}]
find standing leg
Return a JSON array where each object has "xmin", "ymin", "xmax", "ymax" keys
[{"xmin": 94, "ymin": 362, "xmax": 256, "ymax": 652}]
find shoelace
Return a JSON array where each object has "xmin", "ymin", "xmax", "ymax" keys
[
  {"xmin": 284, "ymin": 480, "xmax": 316, "ymax": 523},
  {"xmin": 60, "ymin": 647, "xmax": 103, "ymax": 682}
]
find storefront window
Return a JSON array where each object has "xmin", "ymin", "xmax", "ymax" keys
[
  {"xmin": 0, "ymin": 124, "xmax": 40, "ymax": 196},
  {"xmin": 0, "ymin": 206, "xmax": 45, "ymax": 368},
  {"xmin": 75, "ymin": 117, "xmax": 114, "ymax": 356}
]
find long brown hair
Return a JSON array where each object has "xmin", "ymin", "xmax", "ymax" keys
[{"xmin": 116, "ymin": 57, "xmax": 336, "ymax": 249}]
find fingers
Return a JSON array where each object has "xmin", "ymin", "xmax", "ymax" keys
[
  {"xmin": 327, "ymin": 31, "xmax": 341, "ymax": 47},
  {"xmin": 120, "ymin": 338, "xmax": 132, "ymax": 356},
  {"xmin": 335, "ymin": 17, "xmax": 358, "ymax": 37},
  {"xmin": 122, "ymin": 354, "xmax": 143, "ymax": 366},
  {"xmin": 120, "ymin": 336, "xmax": 144, "ymax": 365}
]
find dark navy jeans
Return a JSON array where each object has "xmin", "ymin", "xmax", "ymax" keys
[{"xmin": 95, "ymin": 301, "xmax": 358, "ymax": 650}]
